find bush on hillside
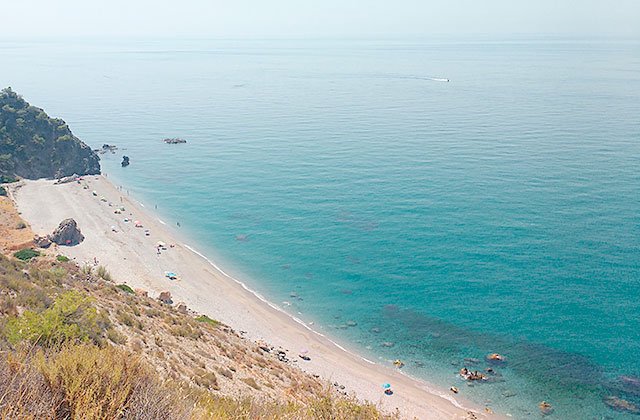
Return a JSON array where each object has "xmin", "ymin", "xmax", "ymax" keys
[
  {"xmin": 4, "ymin": 290, "xmax": 105, "ymax": 347},
  {"xmin": 13, "ymin": 248, "xmax": 40, "ymax": 261}
]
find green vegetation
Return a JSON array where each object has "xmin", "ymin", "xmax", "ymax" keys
[
  {"xmin": 0, "ymin": 87, "xmax": 100, "ymax": 180},
  {"xmin": 195, "ymin": 314, "xmax": 220, "ymax": 326},
  {"xmin": 13, "ymin": 248, "xmax": 40, "ymax": 261},
  {"xmin": 0, "ymin": 255, "xmax": 394, "ymax": 420},
  {"xmin": 56, "ymin": 254, "xmax": 70, "ymax": 262},
  {"xmin": 116, "ymin": 283, "xmax": 134, "ymax": 294},
  {"xmin": 95, "ymin": 265, "xmax": 112, "ymax": 281},
  {"xmin": 0, "ymin": 174, "xmax": 17, "ymax": 183},
  {"xmin": 4, "ymin": 290, "xmax": 105, "ymax": 346}
]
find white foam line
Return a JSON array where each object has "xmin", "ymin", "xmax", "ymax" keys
[
  {"xmin": 139, "ymin": 202, "xmax": 145, "ymax": 207},
  {"xmin": 182, "ymin": 242, "xmax": 379, "ymax": 366},
  {"xmin": 157, "ymin": 218, "xmax": 166, "ymax": 225}
]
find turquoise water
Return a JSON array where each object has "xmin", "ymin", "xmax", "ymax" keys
[{"xmin": 2, "ymin": 38, "xmax": 640, "ymax": 418}]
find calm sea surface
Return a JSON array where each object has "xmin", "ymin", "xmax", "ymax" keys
[{"xmin": 2, "ymin": 38, "xmax": 640, "ymax": 418}]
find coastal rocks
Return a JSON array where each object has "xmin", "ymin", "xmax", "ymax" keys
[
  {"xmin": 121, "ymin": 156, "xmax": 130, "ymax": 167},
  {"xmin": 604, "ymin": 396, "xmax": 640, "ymax": 414},
  {"xmin": 54, "ymin": 173, "xmax": 80, "ymax": 184},
  {"xmin": 34, "ymin": 234, "xmax": 51, "ymax": 248},
  {"xmin": 158, "ymin": 291, "xmax": 173, "ymax": 304},
  {"xmin": 95, "ymin": 144, "xmax": 117, "ymax": 154},
  {"xmin": 49, "ymin": 218, "xmax": 84, "ymax": 246}
]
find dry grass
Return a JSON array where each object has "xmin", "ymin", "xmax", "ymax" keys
[{"xmin": 0, "ymin": 251, "xmax": 396, "ymax": 420}]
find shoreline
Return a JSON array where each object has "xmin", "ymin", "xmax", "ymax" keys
[{"xmin": 12, "ymin": 175, "xmax": 497, "ymax": 420}]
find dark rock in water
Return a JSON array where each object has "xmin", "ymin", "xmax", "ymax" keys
[
  {"xmin": 163, "ymin": 138, "xmax": 187, "ymax": 144},
  {"xmin": 34, "ymin": 235, "xmax": 51, "ymax": 248},
  {"xmin": 603, "ymin": 396, "xmax": 640, "ymax": 414},
  {"xmin": 49, "ymin": 218, "xmax": 84, "ymax": 246},
  {"xmin": 121, "ymin": 156, "xmax": 130, "ymax": 167},
  {"xmin": 0, "ymin": 87, "xmax": 100, "ymax": 179}
]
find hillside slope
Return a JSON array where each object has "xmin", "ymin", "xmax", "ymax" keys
[{"xmin": 0, "ymin": 88, "xmax": 100, "ymax": 179}]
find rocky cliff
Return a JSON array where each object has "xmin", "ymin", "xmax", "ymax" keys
[{"xmin": 0, "ymin": 87, "xmax": 100, "ymax": 179}]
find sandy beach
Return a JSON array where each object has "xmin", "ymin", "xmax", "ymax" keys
[{"xmin": 12, "ymin": 176, "xmax": 495, "ymax": 420}]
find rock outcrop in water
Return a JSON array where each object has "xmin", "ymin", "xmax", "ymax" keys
[
  {"xmin": 0, "ymin": 87, "xmax": 100, "ymax": 179},
  {"xmin": 49, "ymin": 218, "xmax": 84, "ymax": 246}
]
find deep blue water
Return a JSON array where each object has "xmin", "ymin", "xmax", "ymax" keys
[{"xmin": 2, "ymin": 38, "xmax": 640, "ymax": 418}]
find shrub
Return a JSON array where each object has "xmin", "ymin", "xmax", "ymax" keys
[
  {"xmin": 193, "ymin": 368, "xmax": 219, "ymax": 390},
  {"xmin": 106, "ymin": 327, "xmax": 127, "ymax": 345},
  {"xmin": 116, "ymin": 284, "xmax": 134, "ymax": 294},
  {"xmin": 35, "ymin": 344, "xmax": 192, "ymax": 419},
  {"xmin": 13, "ymin": 248, "xmax": 40, "ymax": 261},
  {"xmin": 96, "ymin": 265, "xmax": 112, "ymax": 281},
  {"xmin": 4, "ymin": 290, "xmax": 102, "ymax": 346},
  {"xmin": 0, "ymin": 174, "xmax": 18, "ymax": 183},
  {"xmin": 195, "ymin": 314, "xmax": 220, "ymax": 326},
  {"xmin": 56, "ymin": 255, "xmax": 69, "ymax": 262},
  {"xmin": 241, "ymin": 377, "xmax": 261, "ymax": 390}
]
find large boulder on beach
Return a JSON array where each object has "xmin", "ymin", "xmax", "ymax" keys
[
  {"xmin": 158, "ymin": 291, "xmax": 173, "ymax": 304},
  {"xmin": 48, "ymin": 218, "xmax": 84, "ymax": 246}
]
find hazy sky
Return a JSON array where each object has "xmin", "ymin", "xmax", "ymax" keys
[{"xmin": 2, "ymin": 0, "xmax": 639, "ymax": 38}]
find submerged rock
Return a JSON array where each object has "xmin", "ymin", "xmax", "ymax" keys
[
  {"xmin": 49, "ymin": 218, "xmax": 84, "ymax": 246},
  {"xmin": 121, "ymin": 156, "xmax": 130, "ymax": 167},
  {"xmin": 604, "ymin": 396, "xmax": 640, "ymax": 414}
]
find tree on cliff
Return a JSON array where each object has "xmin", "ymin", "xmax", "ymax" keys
[{"xmin": 0, "ymin": 87, "xmax": 100, "ymax": 179}]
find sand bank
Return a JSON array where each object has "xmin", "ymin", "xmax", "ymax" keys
[{"xmin": 13, "ymin": 176, "xmax": 496, "ymax": 420}]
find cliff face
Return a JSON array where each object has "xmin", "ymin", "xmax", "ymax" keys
[{"xmin": 0, "ymin": 87, "xmax": 100, "ymax": 179}]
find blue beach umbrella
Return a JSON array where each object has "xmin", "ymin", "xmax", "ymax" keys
[{"xmin": 382, "ymin": 383, "xmax": 391, "ymax": 389}]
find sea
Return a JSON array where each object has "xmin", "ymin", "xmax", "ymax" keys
[{"xmin": 2, "ymin": 37, "xmax": 639, "ymax": 419}]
